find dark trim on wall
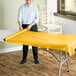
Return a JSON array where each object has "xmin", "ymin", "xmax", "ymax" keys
[
  {"xmin": 54, "ymin": 13, "xmax": 76, "ymax": 21},
  {"xmin": 56, "ymin": 0, "xmax": 76, "ymax": 21}
]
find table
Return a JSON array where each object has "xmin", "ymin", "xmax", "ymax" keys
[{"xmin": 3, "ymin": 28, "xmax": 76, "ymax": 76}]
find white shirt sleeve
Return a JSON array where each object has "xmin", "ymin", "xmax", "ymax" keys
[
  {"xmin": 33, "ymin": 6, "xmax": 39, "ymax": 24},
  {"xmin": 17, "ymin": 6, "xmax": 23, "ymax": 23}
]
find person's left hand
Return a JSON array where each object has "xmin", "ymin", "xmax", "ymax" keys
[{"xmin": 26, "ymin": 25, "xmax": 32, "ymax": 31}]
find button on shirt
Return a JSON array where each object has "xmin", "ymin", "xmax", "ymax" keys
[{"xmin": 17, "ymin": 3, "xmax": 39, "ymax": 24}]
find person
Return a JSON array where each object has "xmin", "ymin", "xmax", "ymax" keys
[{"xmin": 17, "ymin": 0, "xmax": 39, "ymax": 64}]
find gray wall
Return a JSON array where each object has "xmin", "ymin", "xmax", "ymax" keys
[
  {"xmin": 0, "ymin": 0, "xmax": 47, "ymax": 50},
  {"xmin": 0, "ymin": 0, "xmax": 47, "ymax": 30},
  {"xmin": 47, "ymin": 0, "xmax": 76, "ymax": 35}
]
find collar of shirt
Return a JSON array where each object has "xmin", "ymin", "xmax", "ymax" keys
[{"xmin": 24, "ymin": 3, "xmax": 33, "ymax": 8}]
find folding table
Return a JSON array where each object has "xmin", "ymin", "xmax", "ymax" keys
[{"xmin": 3, "ymin": 28, "xmax": 76, "ymax": 76}]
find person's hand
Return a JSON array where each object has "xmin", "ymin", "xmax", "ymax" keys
[
  {"xmin": 26, "ymin": 25, "xmax": 32, "ymax": 31},
  {"xmin": 19, "ymin": 26, "xmax": 23, "ymax": 31}
]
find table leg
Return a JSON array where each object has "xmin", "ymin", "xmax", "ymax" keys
[
  {"xmin": 58, "ymin": 51, "xmax": 62, "ymax": 76},
  {"xmin": 43, "ymin": 48, "xmax": 70, "ymax": 76},
  {"xmin": 65, "ymin": 52, "xmax": 70, "ymax": 72}
]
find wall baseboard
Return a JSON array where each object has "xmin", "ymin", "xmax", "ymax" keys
[{"xmin": 0, "ymin": 46, "xmax": 32, "ymax": 53}]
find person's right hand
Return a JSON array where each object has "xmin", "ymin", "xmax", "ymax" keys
[{"xmin": 19, "ymin": 26, "xmax": 23, "ymax": 31}]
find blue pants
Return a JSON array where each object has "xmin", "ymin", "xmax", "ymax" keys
[{"xmin": 22, "ymin": 24, "xmax": 38, "ymax": 60}]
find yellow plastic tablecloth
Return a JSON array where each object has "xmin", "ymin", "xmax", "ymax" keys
[{"xmin": 3, "ymin": 28, "xmax": 76, "ymax": 56}]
